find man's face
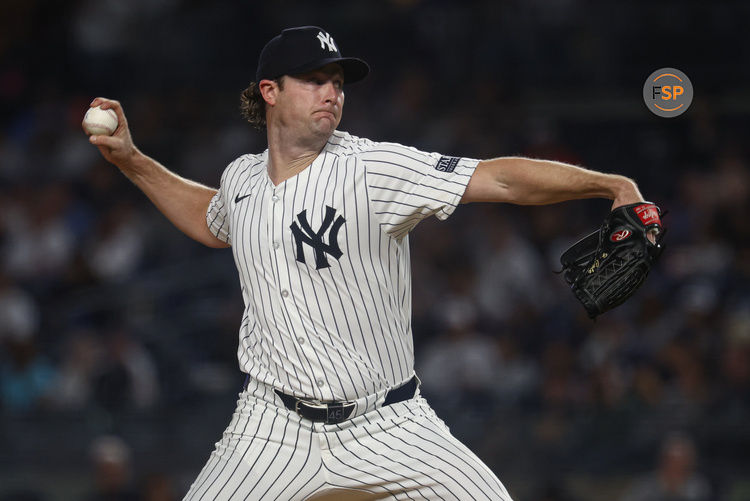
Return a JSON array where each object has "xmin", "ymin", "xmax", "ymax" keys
[{"xmin": 271, "ymin": 63, "xmax": 345, "ymax": 140}]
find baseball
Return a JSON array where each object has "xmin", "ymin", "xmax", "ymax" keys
[{"xmin": 83, "ymin": 105, "xmax": 118, "ymax": 136}]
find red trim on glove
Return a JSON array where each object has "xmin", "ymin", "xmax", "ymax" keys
[{"xmin": 634, "ymin": 203, "xmax": 661, "ymax": 226}]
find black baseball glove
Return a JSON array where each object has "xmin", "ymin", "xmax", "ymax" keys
[{"xmin": 560, "ymin": 202, "xmax": 665, "ymax": 318}]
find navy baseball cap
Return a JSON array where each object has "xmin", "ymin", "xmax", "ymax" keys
[{"xmin": 255, "ymin": 26, "xmax": 370, "ymax": 83}]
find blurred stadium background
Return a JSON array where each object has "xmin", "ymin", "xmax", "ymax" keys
[{"xmin": 1, "ymin": 1, "xmax": 748, "ymax": 500}]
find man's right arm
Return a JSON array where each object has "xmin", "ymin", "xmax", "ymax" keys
[{"xmin": 86, "ymin": 98, "xmax": 229, "ymax": 249}]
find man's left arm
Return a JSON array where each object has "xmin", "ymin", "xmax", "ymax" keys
[{"xmin": 461, "ymin": 157, "xmax": 645, "ymax": 209}]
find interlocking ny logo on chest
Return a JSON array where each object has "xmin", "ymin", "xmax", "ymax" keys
[{"xmin": 290, "ymin": 206, "xmax": 345, "ymax": 270}]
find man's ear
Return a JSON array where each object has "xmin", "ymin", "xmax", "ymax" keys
[{"xmin": 259, "ymin": 79, "xmax": 279, "ymax": 106}]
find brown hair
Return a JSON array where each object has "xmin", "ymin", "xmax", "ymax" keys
[{"xmin": 239, "ymin": 77, "xmax": 284, "ymax": 130}]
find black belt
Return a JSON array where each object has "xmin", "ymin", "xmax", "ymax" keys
[{"xmin": 273, "ymin": 375, "xmax": 419, "ymax": 425}]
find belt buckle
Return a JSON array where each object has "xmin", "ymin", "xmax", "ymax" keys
[
  {"xmin": 295, "ymin": 399, "xmax": 325, "ymax": 415},
  {"xmin": 324, "ymin": 402, "xmax": 348, "ymax": 424},
  {"xmin": 294, "ymin": 399, "xmax": 352, "ymax": 424}
]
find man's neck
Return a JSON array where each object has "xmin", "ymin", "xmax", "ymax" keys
[{"xmin": 266, "ymin": 125, "xmax": 330, "ymax": 186}]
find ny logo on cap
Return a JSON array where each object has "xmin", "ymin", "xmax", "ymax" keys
[{"xmin": 317, "ymin": 31, "xmax": 337, "ymax": 52}]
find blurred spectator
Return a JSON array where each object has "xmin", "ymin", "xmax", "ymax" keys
[
  {"xmin": 620, "ymin": 433, "xmax": 712, "ymax": 501},
  {"xmin": 0, "ymin": 332, "xmax": 56, "ymax": 413},
  {"xmin": 0, "ymin": 273, "xmax": 54, "ymax": 413},
  {"xmin": 140, "ymin": 472, "xmax": 178, "ymax": 501},
  {"xmin": 713, "ymin": 317, "xmax": 750, "ymax": 431},
  {"xmin": 83, "ymin": 201, "xmax": 147, "ymax": 282},
  {"xmin": 0, "ymin": 133, "xmax": 27, "ymax": 183},
  {"xmin": 1, "ymin": 183, "xmax": 76, "ymax": 283},
  {"xmin": 50, "ymin": 328, "xmax": 103, "ymax": 411},
  {"xmin": 0, "ymin": 271, "xmax": 39, "ymax": 341},
  {"xmin": 475, "ymin": 212, "xmax": 551, "ymax": 323},
  {"xmin": 85, "ymin": 435, "xmax": 138, "ymax": 501},
  {"xmin": 419, "ymin": 325, "xmax": 501, "ymax": 403},
  {"xmin": 492, "ymin": 334, "xmax": 539, "ymax": 407},
  {"xmin": 93, "ymin": 327, "xmax": 160, "ymax": 413},
  {"xmin": 418, "ymin": 281, "xmax": 501, "ymax": 422}
]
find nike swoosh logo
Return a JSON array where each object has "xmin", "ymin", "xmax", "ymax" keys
[{"xmin": 234, "ymin": 193, "xmax": 251, "ymax": 203}]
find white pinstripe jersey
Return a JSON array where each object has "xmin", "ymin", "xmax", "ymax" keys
[{"xmin": 206, "ymin": 130, "xmax": 478, "ymax": 402}]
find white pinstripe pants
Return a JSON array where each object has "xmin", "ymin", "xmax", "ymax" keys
[{"xmin": 184, "ymin": 378, "xmax": 512, "ymax": 500}]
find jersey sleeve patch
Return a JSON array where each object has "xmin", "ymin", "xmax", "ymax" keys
[{"xmin": 435, "ymin": 156, "xmax": 460, "ymax": 173}]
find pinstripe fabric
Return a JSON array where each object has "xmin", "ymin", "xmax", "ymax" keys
[
  {"xmin": 206, "ymin": 131, "xmax": 478, "ymax": 402},
  {"xmin": 194, "ymin": 130, "xmax": 512, "ymax": 500},
  {"xmin": 184, "ymin": 380, "xmax": 511, "ymax": 500}
]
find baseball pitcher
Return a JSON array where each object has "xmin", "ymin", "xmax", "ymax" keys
[{"xmin": 85, "ymin": 26, "xmax": 655, "ymax": 500}]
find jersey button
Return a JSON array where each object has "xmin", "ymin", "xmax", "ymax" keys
[
  {"xmin": 316, "ymin": 379, "xmax": 325, "ymax": 387},
  {"xmin": 273, "ymin": 241, "xmax": 280, "ymax": 249},
  {"xmin": 297, "ymin": 337, "xmax": 305, "ymax": 345},
  {"xmin": 281, "ymin": 290, "xmax": 289, "ymax": 298},
  {"xmin": 271, "ymin": 195, "xmax": 279, "ymax": 203}
]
